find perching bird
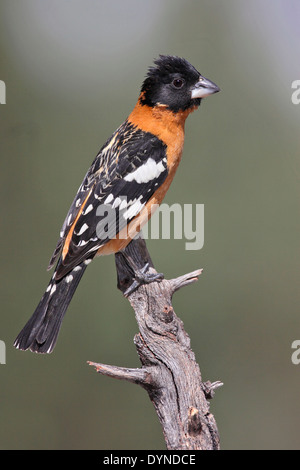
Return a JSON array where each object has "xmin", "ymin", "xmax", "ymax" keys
[{"xmin": 14, "ymin": 55, "xmax": 219, "ymax": 354}]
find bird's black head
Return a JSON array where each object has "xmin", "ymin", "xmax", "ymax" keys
[{"xmin": 140, "ymin": 55, "xmax": 220, "ymax": 113}]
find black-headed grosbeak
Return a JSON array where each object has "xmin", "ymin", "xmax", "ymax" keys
[{"xmin": 14, "ymin": 55, "xmax": 219, "ymax": 354}]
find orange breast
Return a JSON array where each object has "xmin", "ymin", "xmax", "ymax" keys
[{"xmin": 127, "ymin": 98, "xmax": 195, "ymax": 170}]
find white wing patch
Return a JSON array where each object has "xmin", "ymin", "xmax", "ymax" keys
[
  {"xmin": 84, "ymin": 204, "xmax": 93, "ymax": 215},
  {"xmin": 123, "ymin": 196, "xmax": 144, "ymax": 220},
  {"xmin": 50, "ymin": 284, "xmax": 56, "ymax": 296},
  {"xmin": 76, "ymin": 223, "xmax": 89, "ymax": 236},
  {"xmin": 104, "ymin": 194, "xmax": 113, "ymax": 204},
  {"xmin": 124, "ymin": 158, "xmax": 165, "ymax": 184}
]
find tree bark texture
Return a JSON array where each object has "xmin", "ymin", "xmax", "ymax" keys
[{"xmin": 88, "ymin": 236, "xmax": 222, "ymax": 450}]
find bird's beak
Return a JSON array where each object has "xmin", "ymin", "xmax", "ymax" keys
[{"xmin": 191, "ymin": 75, "xmax": 220, "ymax": 99}]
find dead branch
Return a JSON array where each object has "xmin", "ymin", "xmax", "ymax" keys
[{"xmin": 88, "ymin": 236, "xmax": 222, "ymax": 450}]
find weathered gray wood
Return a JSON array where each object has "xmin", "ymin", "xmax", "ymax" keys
[{"xmin": 88, "ymin": 236, "xmax": 222, "ymax": 450}]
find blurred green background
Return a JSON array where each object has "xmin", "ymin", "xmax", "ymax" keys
[{"xmin": 1, "ymin": 0, "xmax": 299, "ymax": 450}]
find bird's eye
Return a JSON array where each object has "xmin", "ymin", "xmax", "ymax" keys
[{"xmin": 172, "ymin": 78, "xmax": 184, "ymax": 89}]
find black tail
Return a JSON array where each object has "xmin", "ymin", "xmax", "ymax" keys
[{"xmin": 14, "ymin": 258, "xmax": 90, "ymax": 353}]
